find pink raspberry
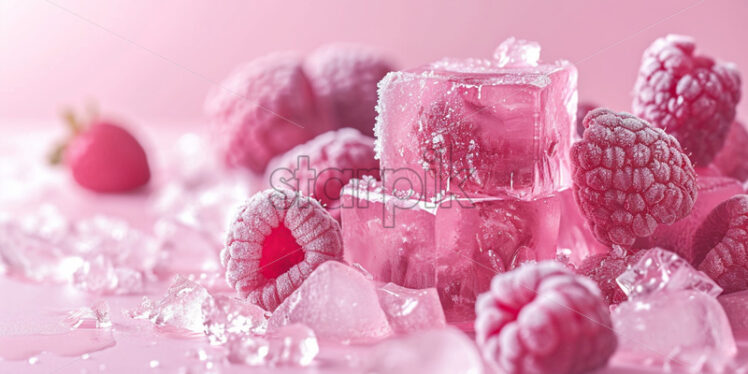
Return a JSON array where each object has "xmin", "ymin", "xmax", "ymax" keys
[
  {"xmin": 576, "ymin": 250, "xmax": 646, "ymax": 305},
  {"xmin": 475, "ymin": 261, "xmax": 617, "ymax": 374},
  {"xmin": 305, "ymin": 44, "xmax": 395, "ymax": 137},
  {"xmin": 576, "ymin": 102, "xmax": 598, "ymax": 138},
  {"xmin": 694, "ymin": 194, "xmax": 748, "ymax": 293},
  {"xmin": 266, "ymin": 128, "xmax": 380, "ymax": 221},
  {"xmin": 632, "ymin": 34, "xmax": 741, "ymax": 166},
  {"xmin": 571, "ymin": 108, "xmax": 697, "ymax": 247},
  {"xmin": 206, "ymin": 53, "xmax": 333, "ymax": 173},
  {"xmin": 221, "ymin": 189, "xmax": 343, "ymax": 311},
  {"xmin": 713, "ymin": 121, "xmax": 748, "ymax": 181}
]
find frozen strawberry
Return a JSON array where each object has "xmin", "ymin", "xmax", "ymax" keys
[
  {"xmin": 50, "ymin": 109, "xmax": 150, "ymax": 193},
  {"xmin": 571, "ymin": 108, "xmax": 697, "ymax": 247},
  {"xmin": 694, "ymin": 194, "xmax": 748, "ymax": 293},
  {"xmin": 305, "ymin": 44, "xmax": 395, "ymax": 137},
  {"xmin": 266, "ymin": 128, "xmax": 379, "ymax": 221},
  {"xmin": 576, "ymin": 102, "xmax": 598, "ymax": 138},
  {"xmin": 576, "ymin": 250, "xmax": 646, "ymax": 305},
  {"xmin": 632, "ymin": 35, "xmax": 741, "ymax": 166},
  {"xmin": 713, "ymin": 121, "xmax": 748, "ymax": 181},
  {"xmin": 206, "ymin": 52, "xmax": 333, "ymax": 173},
  {"xmin": 475, "ymin": 261, "xmax": 617, "ymax": 374},
  {"xmin": 221, "ymin": 189, "xmax": 343, "ymax": 311}
]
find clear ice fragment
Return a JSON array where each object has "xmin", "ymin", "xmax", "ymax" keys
[
  {"xmin": 616, "ymin": 248, "xmax": 723, "ymax": 299},
  {"xmin": 267, "ymin": 261, "xmax": 392, "ymax": 342},
  {"xmin": 130, "ymin": 276, "xmax": 215, "ymax": 333},
  {"xmin": 203, "ymin": 295, "xmax": 269, "ymax": 345},
  {"xmin": 267, "ymin": 324, "xmax": 319, "ymax": 367},
  {"xmin": 612, "ymin": 248, "xmax": 736, "ymax": 372},
  {"xmin": 376, "ymin": 283, "xmax": 446, "ymax": 334}
]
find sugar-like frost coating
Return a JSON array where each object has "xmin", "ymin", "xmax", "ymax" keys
[
  {"xmin": 221, "ymin": 189, "xmax": 343, "ymax": 311},
  {"xmin": 632, "ymin": 34, "xmax": 741, "ymax": 166},
  {"xmin": 475, "ymin": 261, "xmax": 617, "ymax": 374},
  {"xmin": 695, "ymin": 194, "xmax": 748, "ymax": 293},
  {"xmin": 571, "ymin": 108, "xmax": 697, "ymax": 247}
]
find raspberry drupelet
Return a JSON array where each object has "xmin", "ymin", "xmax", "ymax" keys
[{"xmin": 632, "ymin": 34, "xmax": 741, "ymax": 166}]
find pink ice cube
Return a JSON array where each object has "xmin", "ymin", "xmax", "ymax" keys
[
  {"xmin": 267, "ymin": 261, "xmax": 392, "ymax": 342},
  {"xmin": 557, "ymin": 188, "xmax": 610, "ymax": 266},
  {"xmin": 376, "ymin": 283, "xmax": 446, "ymax": 333},
  {"xmin": 375, "ymin": 38, "xmax": 577, "ymax": 200},
  {"xmin": 363, "ymin": 328, "xmax": 483, "ymax": 374},
  {"xmin": 612, "ymin": 248, "xmax": 736, "ymax": 372},
  {"xmin": 633, "ymin": 175, "xmax": 743, "ymax": 264},
  {"xmin": 341, "ymin": 177, "xmax": 560, "ymax": 325}
]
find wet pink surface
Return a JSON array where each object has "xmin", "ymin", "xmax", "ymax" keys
[{"xmin": 2, "ymin": 122, "xmax": 748, "ymax": 373}]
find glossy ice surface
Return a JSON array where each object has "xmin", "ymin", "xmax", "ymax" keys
[
  {"xmin": 613, "ymin": 248, "xmax": 737, "ymax": 373},
  {"xmin": 341, "ymin": 177, "xmax": 560, "ymax": 325},
  {"xmin": 375, "ymin": 38, "xmax": 578, "ymax": 200}
]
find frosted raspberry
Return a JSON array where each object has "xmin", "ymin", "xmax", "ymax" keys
[
  {"xmin": 576, "ymin": 102, "xmax": 598, "ymax": 138},
  {"xmin": 571, "ymin": 108, "xmax": 697, "ymax": 247},
  {"xmin": 221, "ymin": 189, "xmax": 343, "ymax": 311},
  {"xmin": 305, "ymin": 44, "xmax": 395, "ymax": 137},
  {"xmin": 632, "ymin": 35, "xmax": 741, "ymax": 166},
  {"xmin": 206, "ymin": 53, "xmax": 333, "ymax": 173},
  {"xmin": 694, "ymin": 194, "xmax": 748, "ymax": 293},
  {"xmin": 576, "ymin": 250, "xmax": 646, "ymax": 305},
  {"xmin": 266, "ymin": 128, "xmax": 380, "ymax": 220},
  {"xmin": 713, "ymin": 121, "xmax": 748, "ymax": 181},
  {"xmin": 475, "ymin": 261, "xmax": 617, "ymax": 374}
]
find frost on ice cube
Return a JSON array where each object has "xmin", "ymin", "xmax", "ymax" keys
[
  {"xmin": 375, "ymin": 38, "xmax": 577, "ymax": 200},
  {"xmin": 341, "ymin": 177, "xmax": 559, "ymax": 324},
  {"xmin": 612, "ymin": 248, "xmax": 736, "ymax": 372},
  {"xmin": 267, "ymin": 261, "xmax": 392, "ymax": 342},
  {"xmin": 493, "ymin": 37, "xmax": 541, "ymax": 67},
  {"xmin": 363, "ymin": 328, "xmax": 483, "ymax": 374},
  {"xmin": 130, "ymin": 276, "xmax": 215, "ymax": 333},
  {"xmin": 616, "ymin": 248, "xmax": 723, "ymax": 298},
  {"xmin": 376, "ymin": 283, "xmax": 446, "ymax": 334}
]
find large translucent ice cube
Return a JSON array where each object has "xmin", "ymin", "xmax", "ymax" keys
[
  {"xmin": 267, "ymin": 261, "xmax": 392, "ymax": 342},
  {"xmin": 376, "ymin": 283, "xmax": 446, "ymax": 334},
  {"xmin": 363, "ymin": 328, "xmax": 483, "ymax": 374},
  {"xmin": 374, "ymin": 38, "xmax": 577, "ymax": 200},
  {"xmin": 341, "ymin": 177, "xmax": 560, "ymax": 325},
  {"xmin": 612, "ymin": 248, "xmax": 737, "ymax": 372},
  {"xmin": 556, "ymin": 188, "xmax": 610, "ymax": 266}
]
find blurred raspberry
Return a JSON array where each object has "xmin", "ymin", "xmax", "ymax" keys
[
  {"xmin": 266, "ymin": 128, "xmax": 379, "ymax": 220},
  {"xmin": 632, "ymin": 34, "xmax": 741, "ymax": 166},
  {"xmin": 713, "ymin": 121, "xmax": 748, "ymax": 181},
  {"xmin": 576, "ymin": 250, "xmax": 646, "ymax": 305},
  {"xmin": 571, "ymin": 108, "xmax": 697, "ymax": 247},
  {"xmin": 475, "ymin": 261, "xmax": 617, "ymax": 374},
  {"xmin": 694, "ymin": 194, "xmax": 748, "ymax": 293},
  {"xmin": 206, "ymin": 53, "xmax": 333, "ymax": 173},
  {"xmin": 222, "ymin": 189, "xmax": 343, "ymax": 311},
  {"xmin": 305, "ymin": 44, "xmax": 395, "ymax": 137}
]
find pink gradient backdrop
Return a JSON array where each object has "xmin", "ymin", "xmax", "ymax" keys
[{"xmin": 0, "ymin": 0, "xmax": 747, "ymax": 125}]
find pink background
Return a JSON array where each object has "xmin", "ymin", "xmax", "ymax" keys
[{"xmin": 1, "ymin": 0, "xmax": 747, "ymax": 125}]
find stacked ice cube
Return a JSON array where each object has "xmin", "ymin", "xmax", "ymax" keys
[{"xmin": 342, "ymin": 38, "xmax": 579, "ymax": 324}]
